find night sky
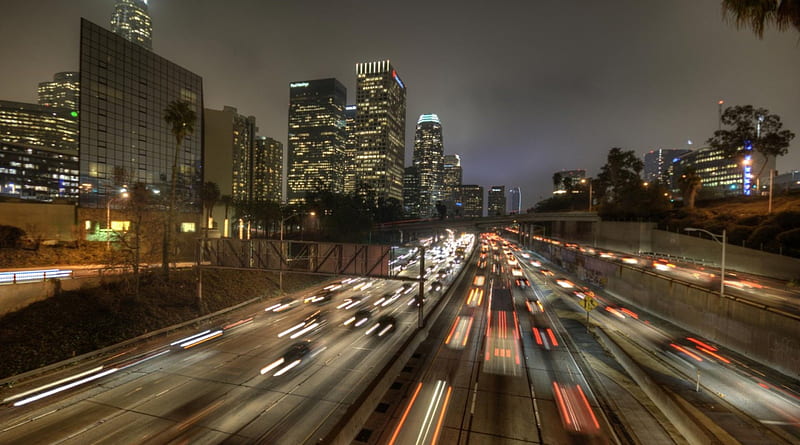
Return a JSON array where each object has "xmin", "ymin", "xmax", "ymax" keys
[{"xmin": 1, "ymin": 1, "xmax": 798, "ymax": 209}]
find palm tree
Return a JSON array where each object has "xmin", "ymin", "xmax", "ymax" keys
[
  {"xmin": 162, "ymin": 100, "xmax": 197, "ymax": 277},
  {"xmin": 722, "ymin": 0, "xmax": 800, "ymax": 38},
  {"xmin": 201, "ymin": 181, "xmax": 221, "ymax": 232},
  {"xmin": 678, "ymin": 167, "xmax": 702, "ymax": 210},
  {"xmin": 219, "ymin": 194, "xmax": 233, "ymax": 237}
]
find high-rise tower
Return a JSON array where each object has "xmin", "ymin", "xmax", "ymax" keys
[
  {"xmin": 38, "ymin": 72, "xmax": 80, "ymax": 110},
  {"xmin": 287, "ymin": 78, "xmax": 347, "ymax": 204},
  {"xmin": 354, "ymin": 60, "xmax": 406, "ymax": 202},
  {"xmin": 442, "ymin": 154, "xmax": 462, "ymax": 216},
  {"xmin": 413, "ymin": 114, "xmax": 444, "ymax": 217},
  {"xmin": 509, "ymin": 187, "xmax": 522, "ymax": 214},
  {"xmin": 110, "ymin": 0, "xmax": 152, "ymax": 50}
]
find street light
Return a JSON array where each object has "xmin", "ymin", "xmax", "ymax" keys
[
  {"xmin": 278, "ymin": 211, "xmax": 316, "ymax": 291},
  {"xmin": 106, "ymin": 190, "xmax": 130, "ymax": 250},
  {"xmin": 581, "ymin": 178, "xmax": 593, "ymax": 212},
  {"xmin": 684, "ymin": 227, "xmax": 727, "ymax": 297}
]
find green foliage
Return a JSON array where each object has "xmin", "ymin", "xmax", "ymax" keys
[
  {"xmin": 722, "ymin": 0, "xmax": 800, "ymax": 38},
  {"xmin": 707, "ymin": 105, "xmax": 794, "ymax": 166},
  {"xmin": 595, "ymin": 147, "xmax": 644, "ymax": 205},
  {"xmin": 0, "ymin": 225, "xmax": 25, "ymax": 248}
]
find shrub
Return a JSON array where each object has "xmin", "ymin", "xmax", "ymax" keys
[{"xmin": 0, "ymin": 225, "xmax": 25, "ymax": 248}]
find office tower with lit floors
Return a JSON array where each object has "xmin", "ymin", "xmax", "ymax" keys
[
  {"xmin": 442, "ymin": 154, "xmax": 462, "ymax": 216},
  {"xmin": 78, "ymin": 18, "xmax": 203, "ymax": 210},
  {"xmin": 403, "ymin": 166, "xmax": 421, "ymax": 218},
  {"xmin": 110, "ymin": 0, "xmax": 152, "ymax": 50},
  {"xmin": 509, "ymin": 186, "xmax": 521, "ymax": 214},
  {"xmin": 353, "ymin": 60, "xmax": 406, "ymax": 202},
  {"xmin": 413, "ymin": 114, "xmax": 444, "ymax": 217},
  {"xmin": 343, "ymin": 104, "xmax": 358, "ymax": 194},
  {"xmin": 488, "ymin": 185, "xmax": 506, "ymax": 216},
  {"xmin": 459, "ymin": 185, "xmax": 484, "ymax": 218},
  {"xmin": 254, "ymin": 136, "xmax": 283, "ymax": 203},
  {"xmin": 38, "ymin": 72, "xmax": 80, "ymax": 110}
]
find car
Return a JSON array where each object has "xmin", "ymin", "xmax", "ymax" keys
[
  {"xmin": 260, "ymin": 341, "xmax": 313, "ymax": 376},
  {"xmin": 266, "ymin": 297, "xmax": 299, "ymax": 313},
  {"xmin": 430, "ymin": 280, "xmax": 443, "ymax": 292},
  {"xmin": 540, "ymin": 269, "xmax": 554, "ymax": 277},
  {"xmin": 277, "ymin": 310, "xmax": 328, "ymax": 339},
  {"xmin": 511, "ymin": 267, "xmax": 523, "ymax": 277},
  {"xmin": 515, "ymin": 278, "xmax": 530, "ymax": 288},
  {"xmin": 556, "ymin": 278, "xmax": 575, "ymax": 288},
  {"xmin": 304, "ymin": 289, "xmax": 335, "ymax": 305},
  {"xmin": 344, "ymin": 309, "xmax": 373, "ymax": 328},
  {"xmin": 365, "ymin": 315, "xmax": 397, "ymax": 337},
  {"xmin": 336, "ymin": 295, "xmax": 365, "ymax": 310}
]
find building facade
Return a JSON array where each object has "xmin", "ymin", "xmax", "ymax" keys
[
  {"xmin": 459, "ymin": 184, "xmax": 484, "ymax": 218},
  {"xmin": 412, "ymin": 114, "xmax": 444, "ymax": 217},
  {"xmin": 442, "ymin": 154, "xmax": 462, "ymax": 216},
  {"xmin": 0, "ymin": 100, "xmax": 78, "ymax": 151},
  {"xmin": 0, "ymin": 141, "xmax": 79, "ymax": 202},
  {"xmin": 353, "ymin": 60, "xmax": 406, "ymax": 202},
  {"xmin": 253, "ymin": 136, "xmax": 282, "ymax": 202},
  {"xmin": 488, "ymin": 185, "xmax": 506, "ymax": 216},
  {"xmin": 110, "ymin": 0, "xmax": 152, "ymax": 50},
  {"xmin": 79, "ymin": 18, "xmax": 203, "ymax": 210},
  {"xmin": 287, "ymin": 78, "xmax": 347, "ymax": 204},
  {"xmin": 509, "ymin": 186, "xmax": 522, "ymax": 214},
  {"xmin": 343, "ymin": 104, "xmax": 358, "ymax": 194},
  {"xmin": 669, "ymin": 146, "xmax": 775, "ymax": 200},
  {"xmin": 204, "ymin": 106, "xmax": 258, "ymax": 204},
  {"xmin": 644, "ymin": 148, "xmax": 690, "ymax": 184},
  {"xmin": 38, "ymin": 72, "xmax": 80, "ymax": 110},
  {"xmin": 403, "ymin": 166, "xmax": 420, "ymax": 218}
]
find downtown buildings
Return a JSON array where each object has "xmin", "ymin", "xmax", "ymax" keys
[
  {"xmin": 488, "ymin": 185, "xmax": 506, "ymax": 216},
  {"xmin": 644, "ymin": 148, "xmax": 690, "ymax": 185},
  {"xmin": 509, "ymin": 187, "xmax": 522, "ymax": 214},
  {"xmin": 110, "ymin": 0, "xmax": 152, "ymax": 50},
  {"xmin": 38, "ymin": 72, "xmax": 80, "ymax": 110},
  {"xmin": 412, "ymin": 114, "xmax": 444, "ymax": 217},
  {"xmin": 287, "ymin": 78, "xmax": 347, "ymax": 204},
  {"xmin": 459, "ymin": 185, "xmax": 484, "ymax": 217}
]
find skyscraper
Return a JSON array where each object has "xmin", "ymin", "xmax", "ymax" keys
[
  {"xmin": 553, "ymin": 169, "xmax": 586, "ymax": 194},
  {"xmin": 442, "ymin": 154, "xmax": 462, "ymax": 216},
  {"xmin": 38, "ymin": 72, "xmax": 80, "ymax": 110},
  {"xmin": 403, "ymin": 166, "xmax": 420, "ymax": 218},
  {"xmin": 644, "ymin": 148, "xmax": 690, "ymax": 184},
  {"xmin": 488, "ymin": 185, "xmax": 506, "ymax": 216},
  {"xmin": 669, "ymin": 146, "xmax": 774, "ymax": 199},
  {"xmin": 79, "ymin": 18, "xmax": 202, "ymax": 210},
  {"xmin": 0, "ymin": 142, "xmax": 79, "ymax": 202},
  {"xmin": 287, "ymin": 78, "xmax": 347, "ymax": 204},
  {"xmin": 459, "ymin": 185, "xmax": 484, "ymax": 218},
  {"xmin": 204, "ymin": 106, "xmax": 257, "ymax": 204},
  {"xmin": 509, "ymin": 187, "xmax": 522, "ymax": 214},
  {"xmin": 354, "ymin": 60, "xmax": 406, "ymax": 202},
  {"xmin": 0, "ymin": 100, "xmax": 78, "ymax": 151},
  {"xmin": 253, "ymin": 136, "xmax": 283, "ymax": 202},
  {"xmin": 343, "ymin": 104, "xmax": 358, "ymax": 194},
  {"xmin": 413, "ymin": 114, "xmax": 444, "ymax": 217},
  {"xmin": 110, "ymin": 0, "xmax": 152, "ymax": 50}
]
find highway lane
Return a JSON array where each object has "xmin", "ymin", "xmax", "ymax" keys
[
  {"xmin": 0, "ymin": 234, "xmax": 475, "ymax": 444},
  {"xmin": 378, "ymin": 234, "xmax": 615, "ymax": 445},
  {"xmin": 524, "ymin": 234, "xmax": 800, "ymax": 315},
  {"xmin": 514, "ymin": 239, "xmax": 800, "ymax": 444}
]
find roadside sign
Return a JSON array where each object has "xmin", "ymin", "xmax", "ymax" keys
[{"xmin": 579, "ymin": 296, "xmax": 598, "ymax": 312}]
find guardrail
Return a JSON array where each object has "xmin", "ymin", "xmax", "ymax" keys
[{"xmin": 0, "ymin": 269, "xmax": 73, "ymax": 285}]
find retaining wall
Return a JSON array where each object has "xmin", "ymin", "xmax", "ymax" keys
[{"xmin": 0, "ymin": 276, "xmax": 108, "ymax": 316}]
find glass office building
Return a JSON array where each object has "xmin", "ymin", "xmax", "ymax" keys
[
  {"xmin": 459, "ymin": 185, "xmax": 484, "ymax": 218},
  {"xmin": 38, "ymin": 72, "xmax": 80, "ymax": 110},
  {"xmin": 78, "ymin": 18, "xmax": 203, "ymax": 210},
  {"xmin": 287, "ymin": 78, "xmax": 347, "ymax": 204},
  {"xmin": 354, "ymin": 60, "xmax": 406, "ymax": 202},
  {"xmin": 0, "ymin": 141, "xmax": 79, "ymax": 202},
  {"xmin": 254, "ymin": 136, "xmax": 283, "ymax": 202},
  {"xmin": 110, "ymin": 0, "xmax": 152, "ymax": 50},
  {"xmin": 403, "ymin": 165, "xmax": 420, "ymax": 218},
  {"xmin": 413, "ymin": 114, "xmax": 444, "ymax": 217},
  {"xmin": 0, "ymin": 100, "xmax": 78, "ymax": 151},
  {"xmin": 488, "ymin": 185, "xmax": 506, "ymax": 216},
  {"xmin": 343, "ymin": 104, "xmax": 358, "ymax": 194}
]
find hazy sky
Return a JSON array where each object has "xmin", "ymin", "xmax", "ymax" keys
[{"xmin": 1, "ymin": 1, "xmax": 798, "ymax": 209}]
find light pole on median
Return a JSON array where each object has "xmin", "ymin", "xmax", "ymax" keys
[
  {"xmin": 684, "ymin": 227, "xmax": 727, "ymax": 297},
  {"xmin": 278, "ymin": 211, "xmax": 315, "ymax": 292},
  {"xmin": 581, "ymin": 178, "xmax": 593, "ymax": 212},
  {"xmin": 106, "ymin": 190, "xmax": 130, "ymax": 250}
]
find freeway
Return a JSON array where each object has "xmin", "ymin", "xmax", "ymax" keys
[
  {"xmin": 369, "ymin": 234, "xmax": 617, "ymax": 444},
  {"xmin": 514, "ymin": 238, "xmax": 800, "ymax": 443},
  {"xmin": 525, "ymin": 234, "xmax": 800, "ymax": 315},
  {"xmin": 0, "ymin": 235, "xmax": 474, "ymax": 444}
]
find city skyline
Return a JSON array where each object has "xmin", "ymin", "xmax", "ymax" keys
[{"xmin": 0, "ymin": 1, "xmax": 798, "ymax": 209}]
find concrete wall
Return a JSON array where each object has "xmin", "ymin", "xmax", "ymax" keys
[
  {"xmin": 0, "ymin": 201, "xmax": 76, "ymax": 242},
  {"xmin": 0, "ymin": 276, "xmax": 107, "ymax": 316},
  {"xmin": 651, "ymin": 230, "xmax": 800, "ymax": 281},
  {"xmin": 530, "ymin": 241, "xmax": 800, "ymax": 379}
]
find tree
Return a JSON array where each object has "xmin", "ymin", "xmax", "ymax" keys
[
  {"xmin": 162, "ymin": 100, "xmax": 197, "ymax": 277},
  {"xmin": 219, "ymin": 195, "xmax": 233, "ymax": 237},
  {"xmin": 119, "ymin": 182, "xmax": 153, "ymax": 299},
  {"xmin": 678, "ymin": 167, "xmax": 702, "ymax": 209},
  {"xmin": 721, "ymin": 0, "xmax": 800, "ymax": 38},
  {"xmin": 201, "ymin": 181, "xmax": 220, "ymax": 231},
  {"xmin": 595, "ymin": 147, "xmax": 644, "ymax": 205},
  {"xmin": 708, "ymin": 105, "xmax": 794, "ymax": 181},
  {"xmin": 435, "ymin": 201, "xmax": 447, "ymax": 220}
]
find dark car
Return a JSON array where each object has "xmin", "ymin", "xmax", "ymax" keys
[
  {"xmin": 366, "ymin": 315, "xmax": 397, "ymax": 337},
  {"xmin": 430, "ymin": 280, "xmax": 443, "ymax": 292},
  {"xmin": 344, "ymin": 309, "xmax": 373, "ymax": 328}
]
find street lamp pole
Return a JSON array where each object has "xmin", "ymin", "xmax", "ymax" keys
[
  {"xmin": 581, "ymin": 178, "xmax": 593, "ymax": 212},
  {"xmin": 685, "ymin": 227, "xmax": 726, "ymax": 297}
]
